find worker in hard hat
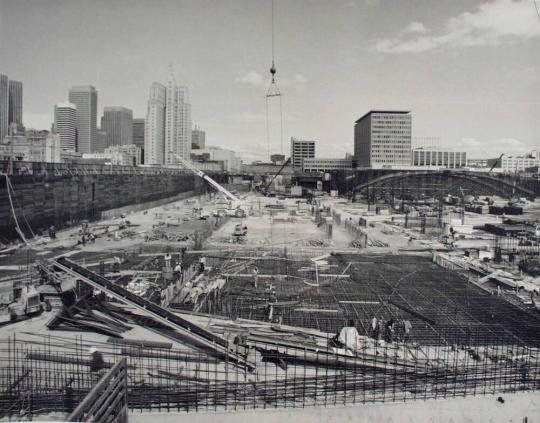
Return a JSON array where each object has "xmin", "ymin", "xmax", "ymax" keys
[
  {"xmin": 199, "ymin": 256, "xmax": 206, "ymax": 273},
  {"xmin": 89, "ymin": 347, "xmax": 106, "ymax": 382}
]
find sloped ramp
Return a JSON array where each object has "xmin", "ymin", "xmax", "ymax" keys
[{"xmin": 54, "ymin": 257, "xmax": 255, "ymax": 371}]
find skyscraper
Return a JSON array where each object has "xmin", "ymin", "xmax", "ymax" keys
[
  {"xmin": 165, "ymin": 76, "xmax": 191, "ymax": 164},
  {"xmin": 8, "ymin": 80, "xmax": 22, "ymax": 128},
  {"xmin": 354, "ymin": 110, "xmax": 411, "ymax": 168},
  {"xmin": 0, "ymin": 74, "xmax": 8, "ymax": 142},
  {"xmin": 95, "ymin": 130, "xmax": 108, "ymax": 153},
  {"xmin": 144, "ymin": 82, "xmax": 166, "ymax": 165},
  {"xmin": 68, "ymin": 85, "xmax": 97, "ymax": 153},
  {"xmin": 53, "ymin": 102, "xmax": 77, "ymax": 151},
  {"xmin": 132, "ymin": 118, "xmax": 145, "ymax": 163},
  {"xmin": 191, "ymin": 125, "xmax": 205, "ymax": 149},
  {"xmin": 101, "ymin": 106, "xmax": 133, "ymax": 148}
]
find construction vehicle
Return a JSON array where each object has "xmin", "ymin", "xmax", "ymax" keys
[
  {"xmin": 7, "ymin": 285, "xmax": 42, "ymax": 320},
  {"xmin": 169, "ymin": 152, "xmax": 247, "ymax": 217},
  {"xmin": 233, "ymin": 223, "xmax": 248, "ymax": 237}
]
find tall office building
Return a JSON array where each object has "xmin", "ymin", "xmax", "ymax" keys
[
  {"xmin": 0, "ymin": 74, "xmax": 8, "ymax": 142},
  {"xmin": 132, "ymin": 118, "xmax": 145, "ymax": 163},
  {"xmin": 290, "ymin": 137, "xmax": 316, "ymax": 169},
  {"xmin": 101, "ymin": 106, "xmax": 133, "ymax": 148},
  {"xmin": 1, "ymin": 75, "xmax": 24, "ymax": 140},
  {"xmin": 68, "ymin": 85, "xmax": 97, "ymax": 153},
  {"xmin": 8, "ymin": 80, "xmax": 22, "ymax": 128},
  {"xmin": 95, "ymin": 130, "xmax": 108, "ymax": 153},
  {"xmin": 165, "ymin": 76, "xmax": 191, "ymax": 165},
  {"xmin": 191, "ymin": 125, "xmax": 205, "ymax": 149},
  {"xmin": 144, "ymin": 82, "xmax": 166, "ymax": 165},
  {"xmin": 354, "ymin": 110, "xmax": 411, "ymax": 168},
  {"xmin": 53, "ymin": 102, "xmax": 77, "ymax": 151}
]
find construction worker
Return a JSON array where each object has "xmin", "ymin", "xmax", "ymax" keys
[
  {"xmin": 337, "ymin": 319, "xmax": 360, "ymax": 353},
  {"xmin": 403, "ymin": 320, "xmax": 412, "ymax": 342},
  {"xmin": 174, "ymin": 261, "xmax": 182, "ymax": 278},
  {"xmin": 385, "ymin": 318, "xmax": 396, "ymax": 343},
  {"xmin": 199, "ymin": 256, "xmax": 206, "ymax": 273},
  {"xmin": 377, "ymin": 317, "xmax": 385, "ymax": 341},
  {"xmin": 89, "ymin": 347, "xmax": 106, "ymax": 382},
  {"xmin": 252, "ymin": 266, "xmax": 259, "ymax": 289},
  {"xmin": 112, "ymin": 256, "xmax": 121, "ymax": 273},
  {"xmin": 371, "ymin": 316, "xmax": 378, "ymax": 339}
]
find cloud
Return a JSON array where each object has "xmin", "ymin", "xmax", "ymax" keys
[
  {"xmin": 373, "ymin": 0, "xmax": 540, "ymax": 53},
  {"xmin": 456, "ymin": 137, "xmax": 532, "ymax": 157},
  {"xmin": 231, "ymin": 111, "xmax": 267, "ymax": 123},
  {"xmin": 293, "ymin": 74, "xmax": 308, "ymax": 83},
  {"xmin": 235, "ymin": 71, "xmax": 265, "ymax": 86},
  {"xmin": 405, "ymin": 21, "xmax": 427, "ymax": 34},
  {"xmin": 342, "ymin": 0, "xmax": 380, "ymax": 9}
]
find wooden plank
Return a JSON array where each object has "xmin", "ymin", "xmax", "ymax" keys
[
  {"xmin": 90, "ymin": 377, "xmax": 125, "ymax": 421},
  {"xmin": 293, "ymin": 308, "xmax": 340, "ymax": 313},
  {"xmin": 68, "ymin": 358, "xmax": 126, "ymax": 422},
  {"xmin": 106, "ymin": 337, "xmax": 173, "ymax": 350}
]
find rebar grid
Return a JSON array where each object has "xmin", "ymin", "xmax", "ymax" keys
[
  {"xmin": 198, "ymin": 254, "xmax": 540, "ymax": 347},
  {"xmin": 0, "ymin": 332, "xmax": 539, "ymax": 420}
]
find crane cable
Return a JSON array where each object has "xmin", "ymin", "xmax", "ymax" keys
[
  {"xmin": 265, "ymin": 0, "xmax": 284, "ymax": 159},
  {"xmin": 535, "ymin": 0, "xmax": 540, "ymax": 23}
]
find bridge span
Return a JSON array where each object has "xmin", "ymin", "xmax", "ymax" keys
[{"xmin": 350, "ymin": 168, "xmax": 539, "ymax": 199}]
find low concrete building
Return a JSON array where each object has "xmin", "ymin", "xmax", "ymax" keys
[
  {"xmin": 193, "ymin": 160, "xmax": 224, "ymax": 172},
  {"xmin": 242, "ymin": 162, "xmax": 294, "ymax": 176},
  {"xmin": 104, "ymin": 144, "xmax": 141, "ymax": 166},
  {"xmin": 191, "ymin": 146, "xmax": 241, "ymax": 172},
  {"xmin": 491, "ymin": 153, "xmax": 540, "ymax": 173},
  {"xmin": 0, "ymin": 132, "xmax": 61, "ymax": 163},
  {"xmin": 412, "ymin": 148, "xmax": 467, "ymax": 168},
  {"xmin": 467, "ymin": 158, "xmax": 488, "ymax": 168},
  {"xmin": 60, "ymin": 150, "xmax": 83, "ymax": 163},
  {"xmin": 302, "ymin": 158, "xmax": 352, "ymax": 173},
  {"xmin": 45, "ymin": 133, "xmax": 61, "ymax": 163},
  {"xmin": 81, "ymin": 152, "xmax": 112, "ymax": 164}
]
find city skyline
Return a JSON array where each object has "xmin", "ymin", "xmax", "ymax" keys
[{"xmin": 0, "ymin": 0, "xmax": 539, "ymax": 160}]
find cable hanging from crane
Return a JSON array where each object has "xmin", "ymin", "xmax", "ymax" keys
[{"xmin": 265, "ymin": 0, "xmax": 284, "ymax": 160}]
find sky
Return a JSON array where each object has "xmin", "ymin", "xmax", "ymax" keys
[{"xmin": 0, "ymin": 0, "xmax": 539, "ymax": 161}]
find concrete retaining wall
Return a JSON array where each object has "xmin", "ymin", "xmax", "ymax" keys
[
  {"xmin": 100, "ymin": 190, "xmax": 198, "ymax": 219},
  {"xmin": 0, "ymin": 170, "xmax": 225, "ymax": 242}
]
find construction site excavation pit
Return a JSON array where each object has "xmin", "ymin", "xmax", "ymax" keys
[{"xmin": 1, "ymin": 191, "xmax": 540, "ymax": 421}]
